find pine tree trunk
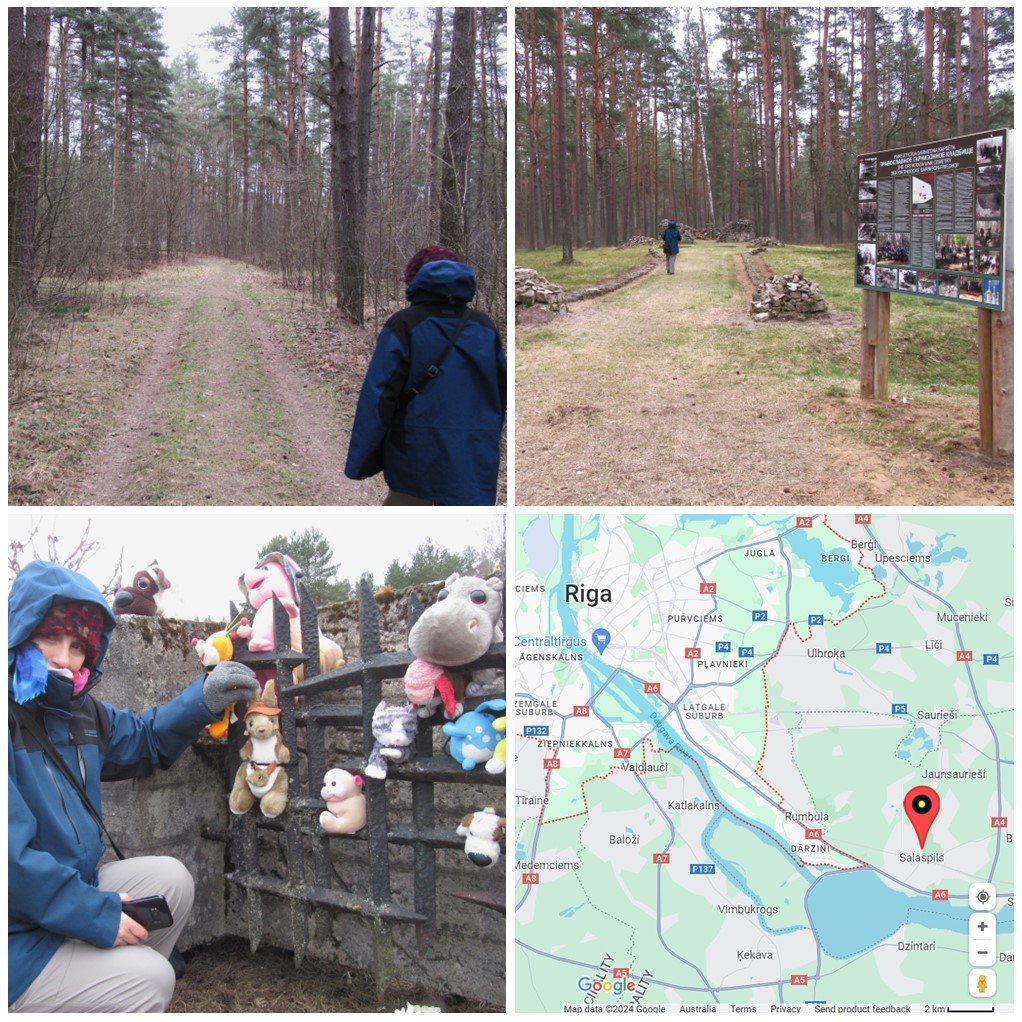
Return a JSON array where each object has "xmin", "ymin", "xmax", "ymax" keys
[
  {"xmin": 329, "ymin": 7, "xmax": 360, "ymax": 320},
  {"xmin": 591, "ymin": 8, "xmax": 604, "ymax": 247},
  {"xmin": 9, "ymin": 6, "xmax": 50, "ymax": 307},
  {"xmin": 439, "ymin": 7, "xmax": 474, "ymax": 256},
  {"xmin": 758, "ymin": 8, "xmax": 777, "ymax": 238},
  {"xmin": 968, "ymin": 7, "xmax": 988, "ymax": 131},
  {"xmin": 555, "ymin": 7, "xmax": 573, "ymax": 263}
]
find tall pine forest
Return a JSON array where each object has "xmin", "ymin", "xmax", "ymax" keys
[
  {"xmin": 9, "ymin": 7, "xmax": 507, "ymax": 328},
  {"xmin": 515, "ymin": 7, "xmax": 1013, "ymax": 255}
]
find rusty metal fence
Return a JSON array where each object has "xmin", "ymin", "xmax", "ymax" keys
[{"xmin": 220, "ymin": 577, "xmax": 506, "ymax": 987}]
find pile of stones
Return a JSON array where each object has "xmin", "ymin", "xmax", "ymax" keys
[
  {"xmin": 749, "ymin": 272, "xmax": 828, "ymax": 321},
  {"xmin": 715, "ymin": 218, "xmax": 756, "ymax": 242},
  {"xmin": 515, "ymin": 267, "xmax": 566, "ymax": 311},
  {"xmin": 617, "ymin": 235, "xmax": 661, "ymax": 249},
  {"xmin": 747, "ymin": 237, "xmax": 784, "ymax": 255}
]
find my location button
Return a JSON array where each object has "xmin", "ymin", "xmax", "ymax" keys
[{"xmin": 969, "ymin": 882, "xmax": 996, "ymax": 910}]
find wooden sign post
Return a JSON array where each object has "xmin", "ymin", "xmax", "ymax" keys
[{"xmin": 860, "ymin": 290, "xmax": 890, "ymax": 400}]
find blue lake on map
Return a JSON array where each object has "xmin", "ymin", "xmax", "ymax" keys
[
  {"xmin": 784, "ymin": 531, "xmax": 860, "ymax": 613},
  {"xmin": 806, "ymin": 869, "xmax": 1014, "ymax": 959},
  {"xmin": 522, "ymin": 516, "xmax": 560, "ymax": 576}
]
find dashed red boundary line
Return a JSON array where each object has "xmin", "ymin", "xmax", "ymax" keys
[{"xmin": 753, "ymin": 514, "xmax": 890, "ymax": 869}]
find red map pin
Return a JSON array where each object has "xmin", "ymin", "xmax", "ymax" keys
[{"xmin": 903, "ymin": 786, "xmax": 941, "ymax": 848}]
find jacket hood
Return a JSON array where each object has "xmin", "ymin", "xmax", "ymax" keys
[
  {"xmin": 406, "ymin": 260, "xmax": 477, "ymax": 305},
  {"xmin": 8, "ymin": 561, "xmax": 117, "ymax": 692}
]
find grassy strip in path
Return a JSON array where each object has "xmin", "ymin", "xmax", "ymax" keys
[
  {"xmin": 516, "ymin": 245, "xmax": 655, "ymax": 290},
  {"xmin": 133, "ymin": 294, "xmax": 303, "ymax": 505},
  {"xmin": 8, "ymin": 268, "xmax": 196, "ymax": 505}
]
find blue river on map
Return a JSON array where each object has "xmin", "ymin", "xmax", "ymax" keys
[
  {"xmin": 535, "ymin": 514, "xmax": 1014, "ymax": 950},
  {"xmin": 807, "ymin": 870, "xmax": 1013, "ymax": 959}
]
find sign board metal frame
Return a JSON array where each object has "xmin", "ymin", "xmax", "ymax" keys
[{"xmin": 855, "ymin": 128, "xmax": 1008, "ymax": 310}]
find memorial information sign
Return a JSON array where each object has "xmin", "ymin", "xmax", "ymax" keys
[{"xmin": 856, "ymin": 129, "xmax": 1007, "ymax": 309}]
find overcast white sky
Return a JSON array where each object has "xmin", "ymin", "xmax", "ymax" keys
[{"xmin": 9, "ymin": 511, "xmax": 504, "ymax": 619}]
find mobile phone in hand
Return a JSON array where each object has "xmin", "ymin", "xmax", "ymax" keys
[{"xmin": 122, "ymin": 895, "xmax": 174, "ymax": 931}]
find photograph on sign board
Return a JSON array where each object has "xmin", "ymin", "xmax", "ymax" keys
[
  {"xmin": 977, "ymin": 135, "xmax": 1004, "ymax": 164},
  {"xmin": 935, "ymin": 234, "xmax": 974, "ymax": 271},
  {"xmin": 858, "ymin": 181, "xmax": 878, "ymax": 201},
  {"xmin": 937, "ymin": 272, "xmax": 959, "ymax": 298},
  {"xmin": 877, "ymin": 266, "xmax": 898, "ymax": 289},
  {"xmin": 976, "ymin": 192, "xmax": 1003, "ymax": 218},
  {"xmin": 859, "ymin": 157, "xmax": 877, "ymax": 181},
  {"xmin": 856, "ymin": 244, "xmax": 876, "ymax": 285},
  {"xmin": 976, "ymin": 250, "xmax": 1000, "ymax": 275},
  {"xmin": 898, "ymin": 269, "xmax": 918, "ymax": 293},
  {"xmin": 917, "ymin": 272, "xmax": 937, "ymax": 296},
  {"xmin": 877, "ymin": 232, "xmax": 910, "ymax": 265},
  {"xmin": 859, "ymin": 201, "xmax": 878, "ymax": 222},
  {"xmin": 958, "ymin": 275, "xmax": 984, "ymax": 302},
  {"xmin": 976, "ymin": 166, "xmax": 1003, "ymax": 191},
  {"xmin": 983, "ymin": 279, "xmax": 1002, "ymax": 306},
  {"xmin": 976, "ymin": 220, "xmax": 1001, "ymax": 247},
  {"xmin": 857, "ymin": 223, "xmax": 878, "ymax": 243}
]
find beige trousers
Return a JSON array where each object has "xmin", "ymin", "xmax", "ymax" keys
[{"xmin": 11, "ymin": 855, "xmax": 195, "ymax": 1013}]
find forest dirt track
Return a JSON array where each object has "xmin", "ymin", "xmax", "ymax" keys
[
  {"xmin": 516, "ymin": 246, "xmax": 1012, "ymax": 506},
  {"xmin": 39, "ymin": 258, "xmax": 384, "ymax": 506}
]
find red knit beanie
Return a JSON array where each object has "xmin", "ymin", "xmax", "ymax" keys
[
  {"xmin": 404, "ymin": 245, "xmax": 462, "ymax": 283},
  {"xmin": 32, "ymin": 601, "xmax": 105, "ymax": 668}
]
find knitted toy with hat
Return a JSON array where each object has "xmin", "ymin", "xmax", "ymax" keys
[
  {"xmin": 402, "ymin": 573, "xmax": 504, "ymax": 720},
  {"xmin": 228, "ymin": 680, "xmax": 290, "ymax": 818},
  {"xmin": 13, "ymin": 600, "xmax": 105, "ymax": 702}
]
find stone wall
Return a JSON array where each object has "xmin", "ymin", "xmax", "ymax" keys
[{"xmin": 97, "ymin": 602, "xmax": 506, "ymax": 1006}]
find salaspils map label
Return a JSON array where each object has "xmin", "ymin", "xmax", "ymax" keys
[
  {"xmin": 855, "ymin": 128, "xmax": 1008, "ymax": 308},
  {"xmin": 515, "ymin": 514, "xmax": 1013, "ymax": 1013}
]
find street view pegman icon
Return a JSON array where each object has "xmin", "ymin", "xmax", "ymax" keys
[{"xmin": 903, "ymin": 785, "xmax": 941, "ymax": 848}]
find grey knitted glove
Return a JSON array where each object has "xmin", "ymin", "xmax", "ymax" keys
[{"xmin": 203, "ymin": 661, "xmax": 260, "ymax": 715}]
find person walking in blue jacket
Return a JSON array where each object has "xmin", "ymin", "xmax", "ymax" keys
[
  {"xmin": 344, "ymin": 246, "xmax": 507, "ymax": 506},
  {"xmin": 8, "ymin": 561, "xmax": 259, "ymax": 1012},
  {"xmin": 661, "ymin": 219, "xmax": 682, "ymax": 274}
]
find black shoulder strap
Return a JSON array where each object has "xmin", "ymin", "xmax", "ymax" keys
[
  {"xmin": 404, "ymin": 306, "xmax": 471, "ymax": 403},
  {"xmin": 9, "ymin": 699, "xmax": 125, "ymax": 860}
]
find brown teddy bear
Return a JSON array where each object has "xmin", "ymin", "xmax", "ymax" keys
[{"xmin": 228, "ymin": 680, "xmax": 290, "ymax": 818}]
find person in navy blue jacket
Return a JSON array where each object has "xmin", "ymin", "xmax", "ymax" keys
[
  {"xmin": 8, "ymin": 561, "xmax": 259, "ymax": 1012},
  {"xmin": 344, "ymin": 246, "xmax": 507, "ymax": 506}
]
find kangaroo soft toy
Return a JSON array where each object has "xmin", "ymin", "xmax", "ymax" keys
[
  {"xmin": 319, "ymin": 768, "xmax": 367, "ymax": 834},
  {"xmin": 229, "ymin": 680, "xmax": 290, "ymax": 818},
  {"xmin": 403, "ymin": 574, "xmax": 504, "ymax": 719}
]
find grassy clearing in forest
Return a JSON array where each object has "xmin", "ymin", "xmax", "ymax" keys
[
  {"xmin": 766, "ymin": 244, "xmax": 980, "ymax": 392},
  {"xmin": 515, "ymin": 245, "xmax": 654, "ymax": 289},
  {"xmin": 516, "ymin": 239, "xmax": 1009, "ymax": 506}
]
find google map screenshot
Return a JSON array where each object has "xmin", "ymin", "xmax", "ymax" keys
[{"xmin": 515, "ymin": 513, "xmax": 1013, "ymax": 1012}]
